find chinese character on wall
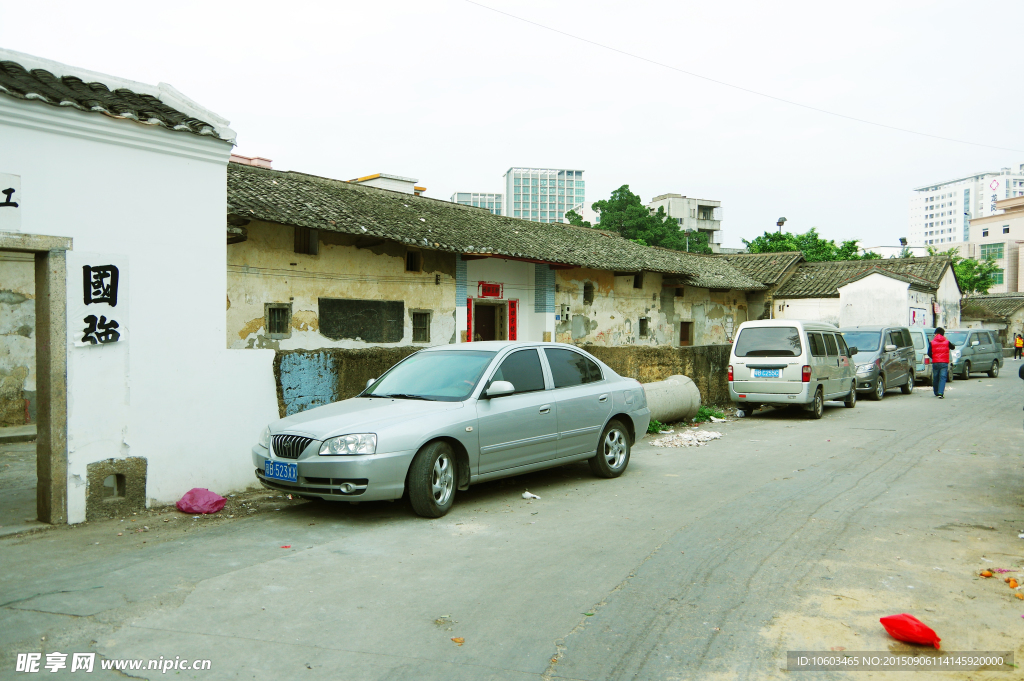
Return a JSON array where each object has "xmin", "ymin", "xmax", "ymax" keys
[{"xmin": 69, "ymin": 255, "xmax": 128, "ymax": 347}]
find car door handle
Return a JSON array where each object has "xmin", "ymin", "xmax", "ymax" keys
[
  {"xmin": 598, "ymin": 393, "xmax": 609, "ymax": 403},
  {"xmin": 539, "ymin": 405, "xmax": 551, "ymax": 414}
]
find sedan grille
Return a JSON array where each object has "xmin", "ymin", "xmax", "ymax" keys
[{"xmin": 272, "ymin": 434, "xmax": 313, "ymax": 459}]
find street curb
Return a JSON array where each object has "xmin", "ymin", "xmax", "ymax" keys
[{"xmin": 0, "ymin": 425, "xmax": 36, "ymax": 444}]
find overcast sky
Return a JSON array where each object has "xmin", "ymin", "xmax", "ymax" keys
[{"xmin": 6, "ymin": 1, "xmax": 1023, "ymax": 248}]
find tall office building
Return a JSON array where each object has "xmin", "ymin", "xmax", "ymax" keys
[
  {"xmin": 503, "ymin": 168, "xmax": 585, "ymax": 223},
  {"xmin": 909, "ymin": 164, "xmax": 1024, "ymax": 248},
  {"xmin": 450, "ymin": 192, "xmax": 503, "ymax": 216}
]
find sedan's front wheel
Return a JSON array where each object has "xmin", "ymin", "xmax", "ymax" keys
[
  {"xmin": 407, "ymin": 440, "xmax": 456, "ymax": 518},
  {"xmin": 589, "ymin": 420, "xmax": 631, "ymax": 478}
]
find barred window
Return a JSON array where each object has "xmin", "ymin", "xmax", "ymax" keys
[
  {"xmin": 266, "ymin": 303, "xmax": 292, "ymax": 339},
  {"xmin": 412, "ymin": 312, "xmax": 430, "ymax": 343}
]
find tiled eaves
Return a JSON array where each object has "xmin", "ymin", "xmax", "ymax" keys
[
  {"xmin": 774, "ymin": 257, "xmax": 954, "ymax": 298},
  {"xmin": 226, "ymin": 164, "xmax": 767, "ymax": 291},
  {"xmin": 721, "ymin": 251, "xmax": 804, "ymax": 285},
  {"xmin": 0, "ymin": 60, "xmax": 222, "ymax": 139}
]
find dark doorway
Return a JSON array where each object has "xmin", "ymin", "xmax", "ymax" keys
[{"xmin": 475, "ymin": 304, "xmax": 497, "ymax": 341}]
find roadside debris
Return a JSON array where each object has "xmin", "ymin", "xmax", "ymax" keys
[
  {"xmin": 522, "ymin": 491, "xmax": 540, "ymax": 500},
  {"xmin": 451, "ymin": 637, "xmax": 464, "ymax": 646},
  {"xmin": 651, "ymin": 431, "xmax": 722, "ymax": 448},
  {"xmin": 176, "ymin": 488, "xmax": 226, "ymax": 514},
  {"xmin": 879, "ymin": 614, "xmax": 941, "ymax": 649},
  {"xmin": 981, "ymin": 570, "xmax": 994, "ymax": 578}
]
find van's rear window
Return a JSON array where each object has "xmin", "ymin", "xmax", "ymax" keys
[{"xmin": 734, "ymin": 327, "xmax": 802, "ymax": 357}]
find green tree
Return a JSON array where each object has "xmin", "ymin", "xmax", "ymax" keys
[
  {"xmin": 572, "ymin": 185, "xmax": 714, "ymax": 254},
  {"xmin": 926, "ymin": 246, "xmax": 1001, "ymax": 296},
  {"xmin": 743, "ymin": 227, "xmax": 876, "ymax": 262}
]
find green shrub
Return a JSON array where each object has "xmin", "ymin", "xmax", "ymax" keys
[
  {"xmin": 647, "ymin": 418, "xmax": 665, "ymax": 434},
  {"xmin": 692, "ymin": 405, "xmax": 725, "ymax": 424}
]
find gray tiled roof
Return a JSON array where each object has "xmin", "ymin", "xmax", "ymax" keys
[
  {"xmin": 226, "ymin": 164, "xmax": 766, "ymax": 290},
  {"xmin": 0, "ymin": 59, "xmax": 224, "ymax": 139},
  {"xmin": 720, "ymin": 252, "xmax": 804, "ymax": 285},
  {"xmin": 774, "ymin": 257, "xmax": 955, "ymax": 298},
  {"xmin": 962, "ymin": 294, "xmax": 1024, "ymax": 321}
]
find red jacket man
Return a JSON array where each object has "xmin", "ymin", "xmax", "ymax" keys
[{"xmin": 928, "ymin": 328, "xmax": 955, "ymax": 398}]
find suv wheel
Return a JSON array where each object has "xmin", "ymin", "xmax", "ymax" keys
[
  {"xmin": 808, "ymin": 387, "xmax": 824, "ymax": 419},
  {"xmin": 988, "ymin": 362, "xmax": 1000, "ymax": 378},
  {"xmin": 871, "ymin": 375, "xmax": 885, "ymax": 401},
  {"xmin": 844, "ymin": 382, "xmax": 856, "ymax": 408},
  {"xmin": 960, "ymin": 361, "xmax": 971, "ymax": 380},
  {"xmin": 901, "ymin": 373, "xmax": 914, "ymax": 394}
]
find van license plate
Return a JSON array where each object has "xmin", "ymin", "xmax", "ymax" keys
[
  {"xmin": 753, "ymin": 369, "xmax": 780, "ymax": 378},
  {"xmin": 265, "ymin": 460, "xmax": 297, "ymax": 482}
]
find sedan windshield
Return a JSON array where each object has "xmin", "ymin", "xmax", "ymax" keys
[
  {"xmin": 841, "ymin": 332, "xmax": 881, "ymax": 353},
  {"xmin": 363, "ymin": 350, "xmax": 497, "ymax": 402},
  {"xmin": 734, "ymin": 327, "xmax": 802, "ymax": 357}
]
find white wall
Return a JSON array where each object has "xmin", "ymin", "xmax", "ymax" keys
[
  {"xmin": 838, "ymin": 274, "xmax": 912, "ymax": 327},
  {"xmin": 935, "ymin": 267, "xmax": 962, "ymax": 328},
  {"xmin": 774, "ymin": 298, "xmax": 841, "ymax": 326},
  {"xmin": 1, "ymin": 96, "xmax": 278, "ymax": 521},
  {"xmin": 463, "ymin": 258, "xmax": 551, "ymax": 341}
]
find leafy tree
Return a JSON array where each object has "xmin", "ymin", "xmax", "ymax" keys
[
  {"xmin": 742, "ymin": 227, "xmax": 878, "ymax": 262},
  {"xmin": 926, "ymin": 246, "xmax": 1002, "ymax": 296},
  {"xmin": 568, "ymin": 186, "xmax": 713, "ymax": 254}
]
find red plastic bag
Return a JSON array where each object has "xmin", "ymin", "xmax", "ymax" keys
[
  {"xmin": 176, "ymin": 488, "xmax": 226, "ymax": 514},
  {"xmin": 879, "ymin": 614, "xmax": 941, "ymax": 649}
]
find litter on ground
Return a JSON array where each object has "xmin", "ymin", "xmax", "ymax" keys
[
  {"xmin": 651, "ymin": 431, "xmax": 722, "ymax": 448},
  {"xmin": 522, "ymin": 491, "xmax": 540, "ymax": 500}
]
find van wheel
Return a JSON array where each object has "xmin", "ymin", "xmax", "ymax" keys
[
  {"xmin": 960, "ymin": 361, "xmax": 971, "ymax": 379},
  {"xmin": 808, "ymin": 388, "xmax": 824, "ymax": 419},
  {"xmin": 988, "ymin": 362, "xmax": 1000, "ymax": 378},
  {"xmin": 901, "ymin": 373, "xmax": 914, "ymax": 394},
  {"xmin": 844, "ymin": 383, "xmax": 856, "ymax": 408},
  {"xmin": 871, "ymin": 376, "xmax": 885, "ymax": 401}
]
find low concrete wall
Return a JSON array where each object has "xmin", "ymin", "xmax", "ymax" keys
[
  {"xmin": 273, "ymin": 343, "xmax": 732, "ymax": 419},
  {"xmin": 585, "ymin": 344, "xmax": 731, "ymax": 407}
]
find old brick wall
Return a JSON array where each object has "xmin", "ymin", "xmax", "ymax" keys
[{"xmin": 585, "ymin": 344, "xmax": 732, "ymax": 407}]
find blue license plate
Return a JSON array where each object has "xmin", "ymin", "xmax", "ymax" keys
[
  {"xmin": 265, "ymin": 460, "xmax": 297, "ymax": 482},
  {"xmin": 753, "ymin": 369, "xmax": 781, "ymax": 378}
]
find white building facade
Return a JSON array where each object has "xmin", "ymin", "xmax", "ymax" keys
[
  {"xmin": 451, "ymin": 192, "xmax": 504, "ymax": 216},
  {"xmin": 909, "ymin": 164, "xmax": 1024, "ymax": 248},
  {"xmin": 646, "ymin": 194, "xmax": 723, "ymax": 252},
  {"xmin": 503, "ymin": 167, "xmax": 584, "ymax": 223}
]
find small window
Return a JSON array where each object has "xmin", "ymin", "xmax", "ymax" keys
[
  {"xmin": 491, "ymin": 349, "xmax": 546, "ymax": 393},
  {"xmin": 633, "ymin": 272, "xmax": 644, "ymax": 289},
  {"xmin": 824, "ymin": 334, "xmax": 839, "ymax": 357},
  {"xmin": 638, "ymin": 317, "xmax": 649, "ymax": 337},
  {"xmin": 102, "ymin": 474, "xmax": 126, "ymax": 499},
  {"xmin": 836, "ymin": 334, "xmax": 851, "ymax": 356},
  {"xmin": 294, "ymin": 226, "xmax": 319, "ymax": 255},
  {"xmin": 265, "ymin": 303, "xmax": 292, "ymax": 339},
  {"xmin": 675, "ymin": 287, "xmax": 685, "ymax": 297},
  {"xmin": 808, "ymin": 333, "xmax": 827, "ymax": 357},
  {"xmin": 583, "ymin": 282, "xmax": 594, "ymax": 305},
  {"xmin": 544, "ymin": 348, "xmax": 603, "ymax": 388},
  {"xmin": 1003, "ymin": 226, "xmax": 1010, "ymax": 234},
  {"xmin": 982, "ymin": 228, "xmax": 989, "ymax": 237},
  {"xmin": 412, "ymin": 311, "xmax": 430, "ymax": 343},
  {"xmin": 680, "ymin": 321, "xmax": 693, "ymax": 346},
  {"xmin": 911, "ymin": 332, "xmax": 924, "ymax": 349},
  {"xmin": 406, "ymin": 251, "xmax": 422, "ymax": 272}
]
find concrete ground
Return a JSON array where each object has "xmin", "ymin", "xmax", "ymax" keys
[{"xmin": 2, "ymin": 366, "xmax": 1023, "ymax": 680}]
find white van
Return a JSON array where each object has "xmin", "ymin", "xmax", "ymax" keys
[{"xmin": 728, "ymin": 319, "xmax": 858, "ymax": 419}]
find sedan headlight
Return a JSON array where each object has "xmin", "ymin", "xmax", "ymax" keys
[
  {"xmin": 258, "ymin": 426, "xmax": 270, "ymax": 449},
  {"xmin": 856, "ymin": 363, "xmax": 874, "ymax": 372},
  {"xmin": 319, "ymin": 433, "xmax": 377, "ymax": 456}
]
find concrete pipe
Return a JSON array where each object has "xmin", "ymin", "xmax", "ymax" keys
[{"xmin": 643, "ymin": 374, "xmax": 701, "ymax": 423}]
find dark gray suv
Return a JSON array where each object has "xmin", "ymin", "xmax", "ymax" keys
[{"xmin": 840, "ymin": 326, "xmax": 917, "ymax": 400}]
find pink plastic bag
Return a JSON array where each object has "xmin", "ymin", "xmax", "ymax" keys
[
  {"xmin": 879, "ymin": 614, "xmax": 941, "ymax": 649},
  {"xmin": 176, "ymin": 488, "xmax": 226, "ymax": 514}
]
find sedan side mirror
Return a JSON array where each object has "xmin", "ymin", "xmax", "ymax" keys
[
  {"xmin": 884, "ymin": 344, "xmax": 897, "ymax": 352},
  {"xmin": 971, "ymin": 340, "xmax": 980, "ymax": 346},
  {"xmin": 484, "ymin": 380, "xmax": 515, "ymax": 398},
  {"xmin": 365, "ymin": 378, "xmax": 377, "ymax": 390},
  {"xmin": 848, "ymin": 347, "xmax": 858, "ymax": 356}
]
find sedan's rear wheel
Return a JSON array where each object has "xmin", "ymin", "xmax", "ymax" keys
[
  {"xmin": 407, "ymin": 441, "xmax": 456, "ymax": 518},
  {"xmin": 589, "ymin": 420, "xmax": 630, "ymax": 478}
]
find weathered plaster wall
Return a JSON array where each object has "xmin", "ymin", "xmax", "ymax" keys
[
  {"xmin": 554, "ymin": 268, "xmax": 749, "ymax": 347},
  {"xmin": 936, "ymin": 269, "xmax": 961, "ymax": 328},
  {"xmin": 774, "ymin": 297, "xmax": 841, "ymax": 326},
  {"xmin": 838, "ymin": 274, "xmax": 912, "ymax": 327},
  {"xmin": 227, "ymin": 220, "xmax": 456, "ymax": 350},
  {"xmin": 0, "ymin": 252, "xmax": 35, "ymax": 425},
  {"xmin": 585, "ymin": 344, "xmax": 732, "ymax": 407}
]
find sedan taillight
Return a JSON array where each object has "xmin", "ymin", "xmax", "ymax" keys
[
  {"xmin": 727, "ymin": 365, "xmax": 734, "ymax": 381},
  {"xmin": 802, "ymin": 365, "xmax": 811, "ymax": 382}
]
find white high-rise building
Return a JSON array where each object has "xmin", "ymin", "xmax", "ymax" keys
[
  {"xmin": 503, "ymin": 167, "xmax": 584, "ymax": 223},
  {"xmin": 451, "ymin": 192, "xmax": 503, "ymax": 216},
  {"xmin": 909, "ymin": 164, "xmax": 1024, "ymax": 248}
]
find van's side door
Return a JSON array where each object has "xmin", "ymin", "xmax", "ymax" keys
[
  {"xmin": 976, "ymin": 331, "xmax": 998, "ymax": 370},
  {"xmin": 806, "ymin": 332, "xmax": 831, "ymax": 396},
  {"xmin": 823, "ymin": 333, "xmax": 842, "ymax": 398},
  {"xmin": 835, "ymin": 333, "xmax": 855, "ymax": 392}
]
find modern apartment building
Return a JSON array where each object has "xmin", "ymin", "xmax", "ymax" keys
[
  {"xmin": 962, "ymin": 196, "xmax": 1024, "ymax": 293},
  {"xmin": 503, "ymin": 167, "xmax": 585, "ymax": 223},
  {"xmin": 646, "ymin": 194, "xmax": 723, "ymax": 253},
  {"xmin": 909, "ymin": 164, "xmax": 1024, "ymax": 248},
  {"xmin": 451, "ymin": 192, "xmax": 504, "ymax": 216}
]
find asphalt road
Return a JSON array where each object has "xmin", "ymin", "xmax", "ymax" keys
[{"xmin": 2, "ymin": 366, "xmax": 1023, "ymax": 680}]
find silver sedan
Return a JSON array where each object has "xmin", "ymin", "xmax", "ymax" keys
[{"xmin": 252, "ymin": 342, "xmax": 651, "ymax": 517}]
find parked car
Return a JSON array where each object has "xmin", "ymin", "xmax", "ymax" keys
[
  {"xmin": 252, "ymin": 342, "xmax": 651, "ymax": 518},
  {"xmin": 924, "ymin": 328, "xmax": 960, "ymax": 382},
  {"xmin": 728, "ymin": 319, "xmax": 858, "ymax": 419},
  {"xmin": 907, "ymin": 327, "xmax": 932, "ymax": 385},
  {"xmin": 839, "ymin": 326, "xmax": 916, "ymax": 400},
  {"xmin": 943, "ymin": 329, "xmax": 1003, "ymax": 379}
]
